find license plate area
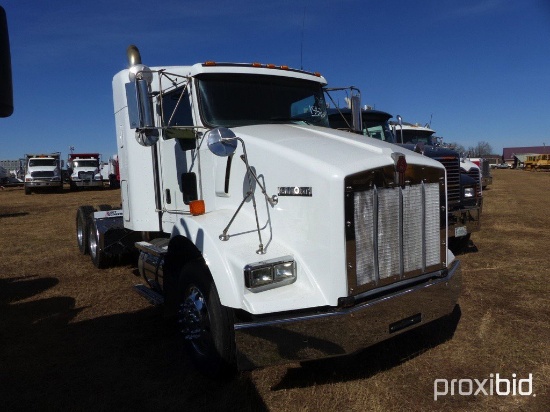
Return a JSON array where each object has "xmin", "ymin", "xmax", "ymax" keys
[{"xmin": 454, "ymin": 226, "xmax": 467, "ymax": 237}]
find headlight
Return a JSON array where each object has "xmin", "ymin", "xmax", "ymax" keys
[
  {"xmin": 464, "ymin": 187, "xmax": 475, "ymax": 198},
  {"xmin": 244, "ymin": 256, "xmax": 296, "ymax": 292}
]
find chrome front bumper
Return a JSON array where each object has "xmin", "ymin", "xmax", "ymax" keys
[
  {"xmin": 25, "ymin": 180, "xmax": 62, "ymax": 188},
  {"xmin": 234, "ymin": 260, "xmax": 461, "ymax": 370},
  {"xmin": 73, "ymin": 179, "xmax": 103, "ymax": 187}
]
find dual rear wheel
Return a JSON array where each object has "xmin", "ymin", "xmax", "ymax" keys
[{"xmin": 75, "ymin": 205, "xmax": 111, "ymax": 268}]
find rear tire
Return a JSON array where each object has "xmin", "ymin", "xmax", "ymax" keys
[
  {"xmin": 76, "ymin": 205, "xmax": 95, "ymax": 254},
  {"xmin": 177, "ymin": 260, "xmax": 236, "ymax": 378},
  {"xmin": 88, "ymin": 218, "xmax": 111, "ymax": 268}
]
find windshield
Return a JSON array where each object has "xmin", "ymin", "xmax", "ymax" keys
[
  {"xmin": 197, "ymin": 74, "xmax": 329, "ymax": 128},
  {"xmin": 327, "ymin": 109, "xmax": 395, "ymax": 142},
  {"xmin": 72, "ymin": 160, "xmax": 98, "ymax": 168},
  {"xmin": 364, "ymin": 124, "xmax": 395, "ymax": 142},
  {"xmin": 397, "ymin": 129, "xmax": 435, "ymax": 144},
  {"xmin": 29, "ymin": 158, "xmax": 57, "ymax": 167}
]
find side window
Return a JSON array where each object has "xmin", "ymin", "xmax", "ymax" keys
[
  {"xmin": 162, "ymin": 86, "xmax": 195, "ymax": 150},
  {"xmin": 162, "ymin": 87, "xmax": 193, "ymax": 127}
]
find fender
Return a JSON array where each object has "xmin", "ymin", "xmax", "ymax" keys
[{"xmin": 167, "ymin": 212, "xmax": 244, "ymax": 309}]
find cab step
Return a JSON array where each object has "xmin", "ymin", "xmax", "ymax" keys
[{"xmin": 133, "ymin": 284, "xmax": 164, "ymax": 305}]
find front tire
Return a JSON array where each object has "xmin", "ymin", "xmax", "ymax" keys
[{"xmin": 177, "ymin": 260, "xmax": 236, "ymax": 378}]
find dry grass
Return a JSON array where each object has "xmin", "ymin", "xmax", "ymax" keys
[{"xmin": 1, "ymin": 170, "xmax": 549, "ymax": 411}]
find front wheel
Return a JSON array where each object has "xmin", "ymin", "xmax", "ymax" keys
[{"xmin": 177, "ymin": 260, "xmax": 236, "ymax": 378}]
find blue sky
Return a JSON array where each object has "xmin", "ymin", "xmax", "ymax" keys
[{"xmin": 2, "ymin": 0, "xmax": 550, "ymax": 160}]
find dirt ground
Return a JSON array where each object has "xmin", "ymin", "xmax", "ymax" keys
[{"xmin": 1, "ymin": 169, "xmax": 549, "ymax": 411}]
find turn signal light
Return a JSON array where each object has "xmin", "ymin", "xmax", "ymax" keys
[{"xmin": 189, "ymin": 200, "xmax": 205, "ymax": 216}]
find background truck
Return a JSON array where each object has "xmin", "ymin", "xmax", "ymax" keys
[
  {"xmin": 67, "ymin": 153, "xmax": 104, "ymax": 190},
  {"xmin": 102, "ymin": 154, "xmax": 120, "ymax": 188},
  {"xmin": 328, "ymin": 109, "xmax": 481, "ymax": 253},
  {"xmin": 24, "ymin": 152, "xmax": 63, "ymax": 195},
  {"xmin": 391, "ymin": 121, "xmax": 482, "ymax": 253},
  {"xmin": 75, "ymin": 45, "xmax": 461, "ymax": 375},
  {"xmin": 468, "ymin": 157, "xmax": 492, "ymax": 189}
]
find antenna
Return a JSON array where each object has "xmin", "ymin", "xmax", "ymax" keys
[{"xmin": 300, "ymin": 2, "xmax": 307, "ymax": 70}]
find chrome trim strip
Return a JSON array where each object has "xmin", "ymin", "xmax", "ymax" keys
[{"xmin": 373, "ymin": 185, "xmax": 380, "ymax": 284}]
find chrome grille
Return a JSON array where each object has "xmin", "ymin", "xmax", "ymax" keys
[
  {"xmin": 345, "ymin": 164, "xmax": 446, "ymax": 297},
  {"xmin": 31, "ymin": 171, "xmax": 54, "ymax": 178},
  {"xmin": 353, "ymin": 183, "xmax": 441, "ymax": 287},
  {"xmin": 78, "ymin": 171, "xmax": 94, "ymax": 179},
  {"xmin": 434, "ymin": 157, "xmax": 460, "ymax": 205}
]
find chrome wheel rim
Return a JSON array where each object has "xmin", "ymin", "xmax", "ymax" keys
[
  {"xmin": 88, "ymin": 225, "xmax": 97, "ymax": 259},
  {"xmin": 179, "ymin": 285, "xmax": 212, "ymax": 356},
  {"xmin": 77, "ymin": 218, "xmax": 84, "ymax": 249}
]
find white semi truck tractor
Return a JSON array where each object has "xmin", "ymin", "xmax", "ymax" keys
[{"xmin": 75, "ymin": 45, "xmax": 461, "ymax": 375}]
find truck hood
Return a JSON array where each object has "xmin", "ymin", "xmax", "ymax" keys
[
  {"xmin": 397, "ymin": 143, "xmax": 458, "ymax": 160},
  {"xmin": 231, "ymin": 123, "xmax": 443, "ymax": 175},
  {"xmin": 26, "ymin": 165, "xmax": 58, "ymax": 172}
]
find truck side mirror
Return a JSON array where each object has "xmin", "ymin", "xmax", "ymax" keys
[
  {"xmin": 350, "ymin": 94, "xmax": 362, "ymax": 134},
  {"xmin": 206, "ymin": 127, "xmax": 238, "ymax": 157},
  {"xmin": 126, "ymin": 45, "xmax": 158, "ymax": 146},
  {"xmin": 0, "ymin": 6, "xmax": 13, "ymax": 118}
]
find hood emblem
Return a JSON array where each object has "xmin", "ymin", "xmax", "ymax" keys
[{"xmin": 391, "ymin": 152, "xmax": 407, "ymax": 187}]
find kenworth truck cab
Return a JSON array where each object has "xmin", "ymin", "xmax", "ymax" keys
[
  {"xmin": 75, "ymin": 46, "xmax": 461, "ymax": 374},
  {"xmin": 24, "ymin": 152, "xmax": 63, "ymax": 195}
]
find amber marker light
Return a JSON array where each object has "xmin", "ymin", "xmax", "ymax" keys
[
  {"xmin": 203, "ymin": 61, "xmax": 217, "ymax": 66},
  {"xmin": 189, "ymin": 200, "xmax": 206, "ymax": 216}
]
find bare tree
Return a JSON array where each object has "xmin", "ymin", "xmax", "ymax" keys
[
  {"xmin": 446, "ymin": 142, "xmax": 466, "ymax": 155},
  {"xmin": 466, "ymin": 141, "xmax": 493, "ymax": 157}
]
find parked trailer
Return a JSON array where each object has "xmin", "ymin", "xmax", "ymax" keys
[{"xmin": 75, "ymin": 46, "xmax": 461, "ymax": 376}]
